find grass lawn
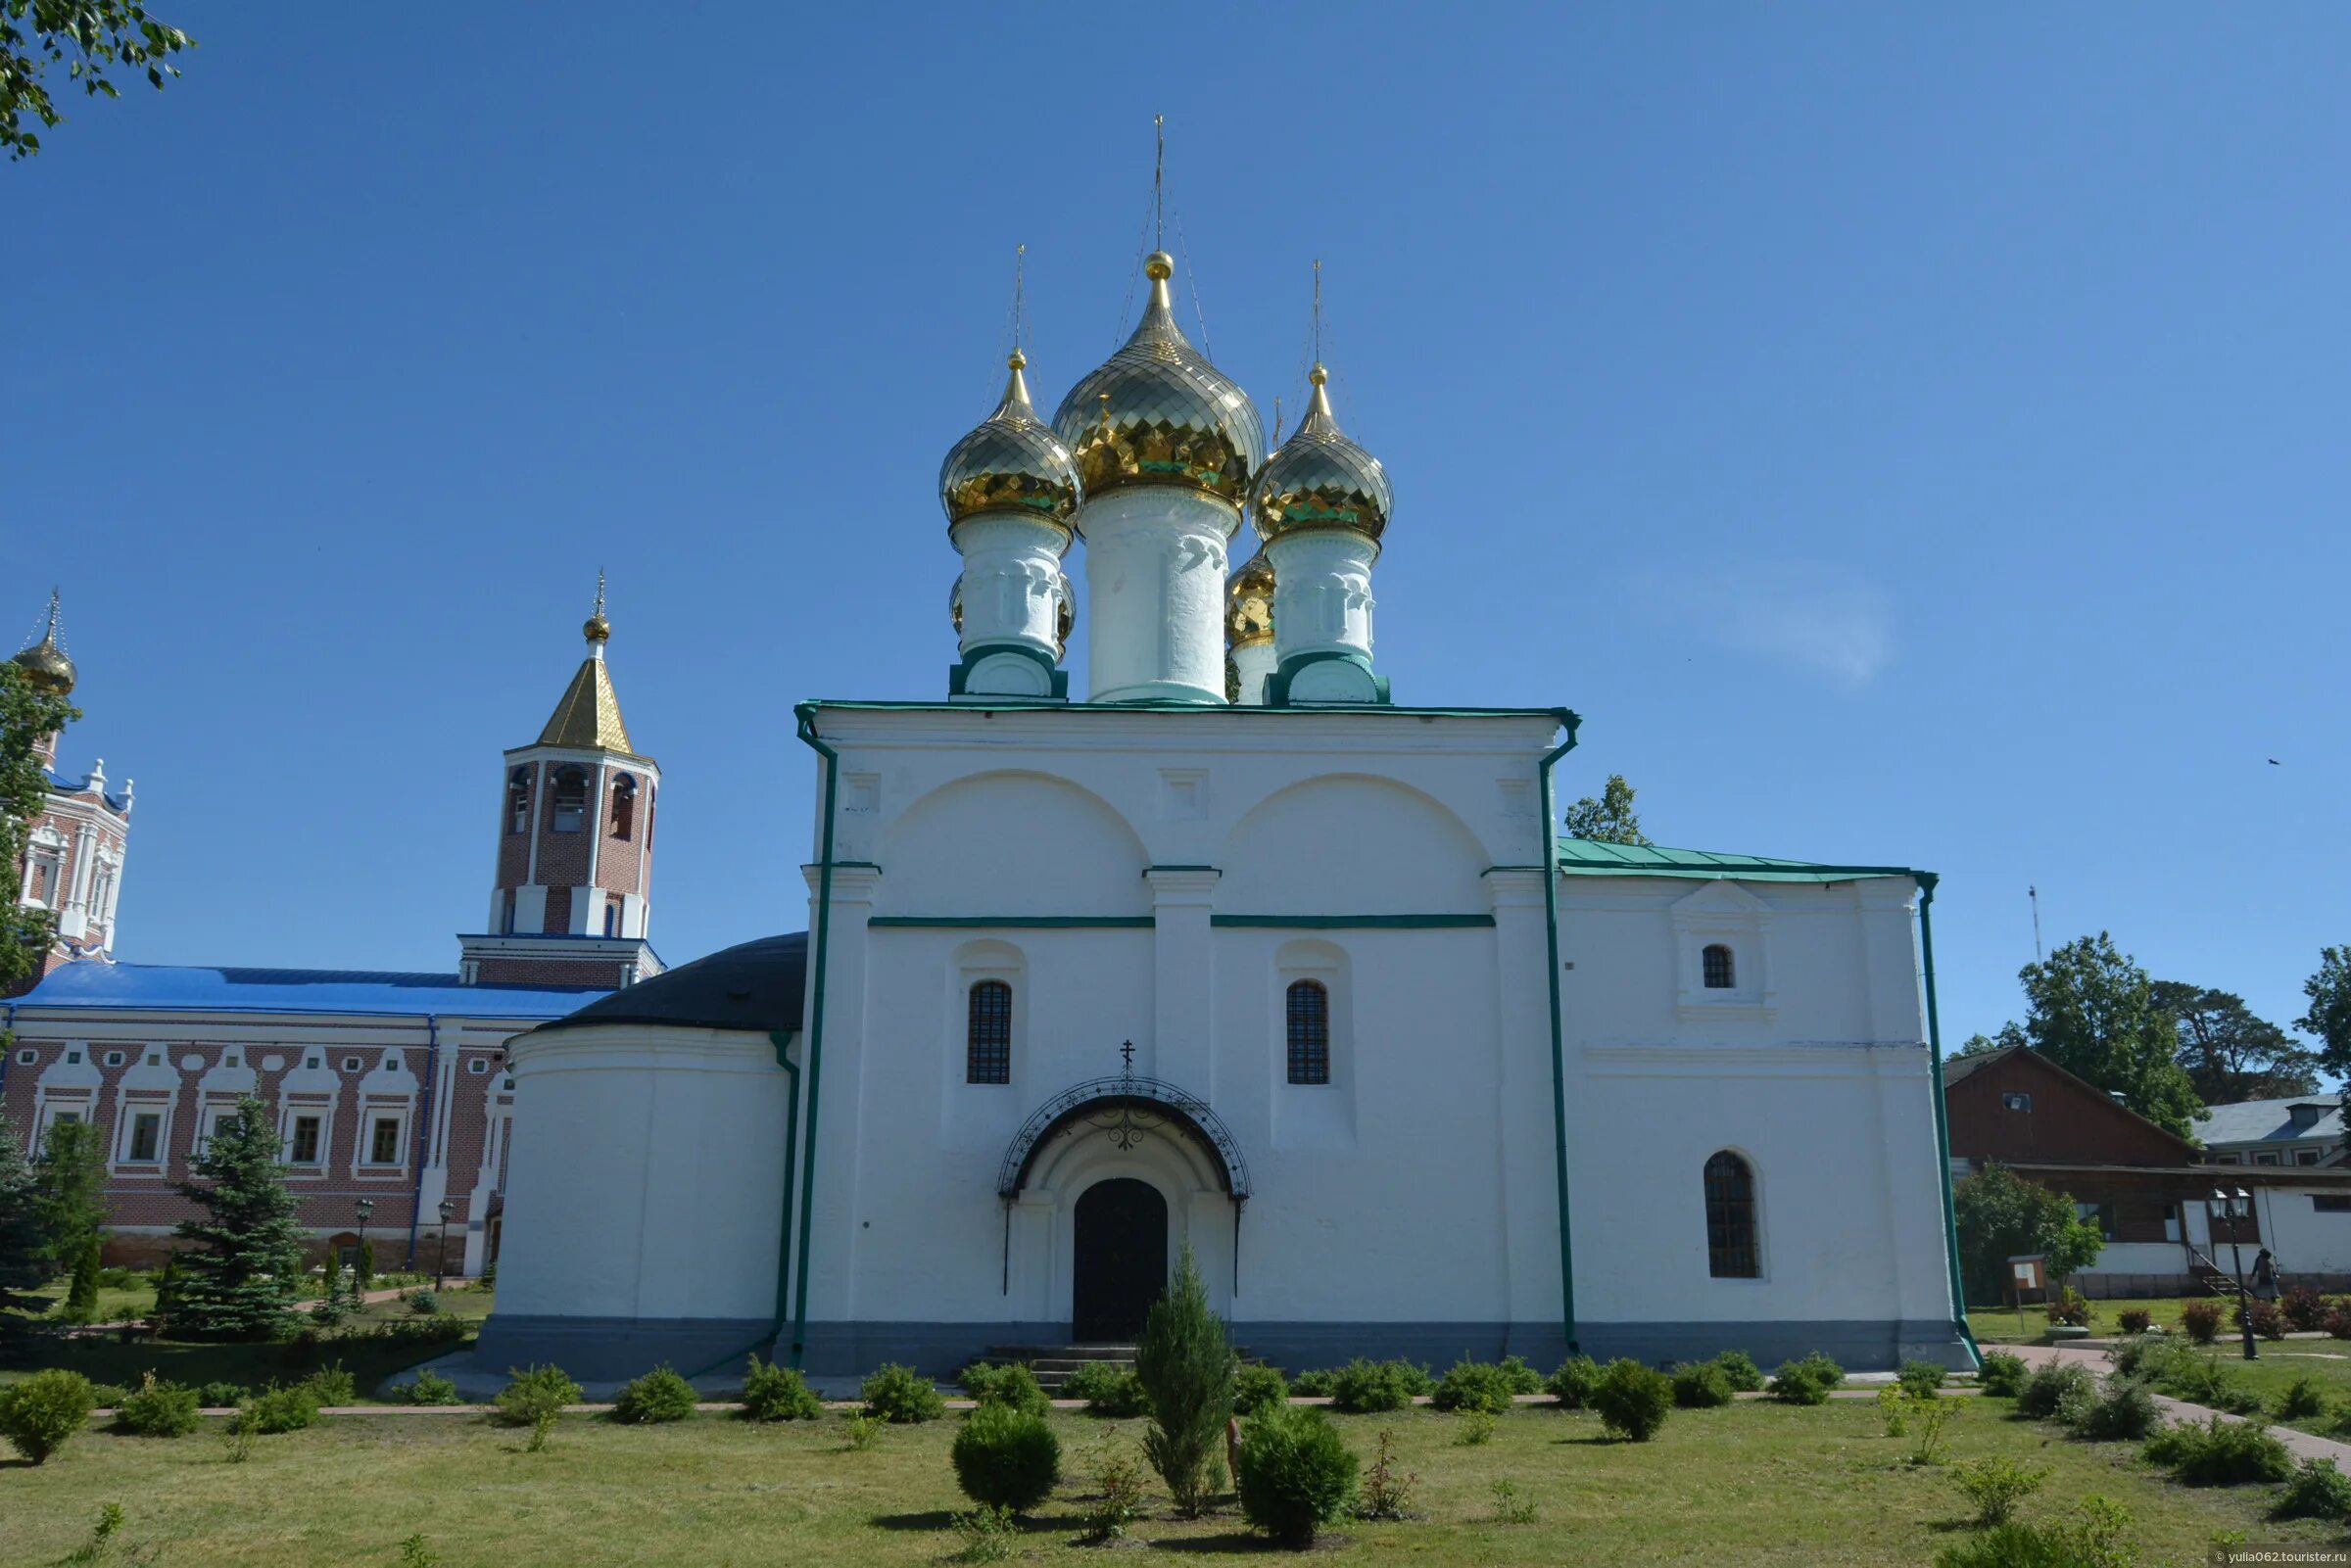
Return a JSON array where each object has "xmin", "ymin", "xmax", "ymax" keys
[
  {"xmin": 1970, "ymin": 1298, "xmax": 2213, "ymax": 1344},
  {"xmin": 1, "ymin": 1399, "xmax": 2335, "ymax": 1566}
]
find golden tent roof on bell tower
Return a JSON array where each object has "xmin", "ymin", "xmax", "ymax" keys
[{"xmin": 537, "ymin": 574, "xmax": 638, "ymax": 754}]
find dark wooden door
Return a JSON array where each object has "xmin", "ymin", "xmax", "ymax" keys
[{"xmin": 1073, "ymin": 1178, "xmax": 1168, "ymax": 1343}]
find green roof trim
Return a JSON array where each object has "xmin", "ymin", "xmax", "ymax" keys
[{"xmin": 1555, "ymin": 839, "xmax": 1925, "ymax": 883}]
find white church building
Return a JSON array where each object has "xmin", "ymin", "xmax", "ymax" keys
[{"xmin": 475, "ymin": 247, "xmax": 1974, "ymax": 1382}]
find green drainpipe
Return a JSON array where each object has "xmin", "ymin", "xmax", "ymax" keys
[
  {"xmin": 771, "ymin": 1030, "xmax": 800, "ymax": 1335},
  {"xmin": 789, "ymin": 704, "xmax": 840, "ymax": 1370},
  {"xmin": 1917, "ymin": 875, "xmax": 1980, "ymax": 1364},
  {"xmin": 1536, "ymin": 708, "xmax": 1583, "ymax": 1354}
]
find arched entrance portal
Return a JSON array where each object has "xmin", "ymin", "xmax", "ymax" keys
[{"xmin": 1072, "ymin": 1178, "xmax": 1168, "ymax": 1343}]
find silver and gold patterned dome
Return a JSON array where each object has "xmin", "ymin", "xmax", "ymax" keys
[
  {"xmin": 1226, "ymin": 548, "xmax": 1274, "ymax": 648},
  {"xmin": 1252, "ymin": 363, "xmax": 1391, "ymax": 548},
  {"xmin": 1052, "ymin": 252, "xmax": 1265, "ymax": 528},
  {"xmin": 939, "ymin": 352, "xmax": 1080, "ymax": 538}
]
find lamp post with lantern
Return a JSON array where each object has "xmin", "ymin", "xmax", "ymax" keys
[
  {"xmin": 353, "ymin": 1197, "xmax": 374, "ymax": 1302},
  {"xmin": 436, "ymin": 1198, "xmax": 456, "ymax": 1292},
  {"xmin": 2206, "ymin": 1186, "xmax": 2259, "ymax": 1361}
]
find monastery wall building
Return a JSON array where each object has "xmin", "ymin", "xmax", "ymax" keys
[{"xmin": 476, "ymin": 247, "xmax": 1977, "ymax": 1381}]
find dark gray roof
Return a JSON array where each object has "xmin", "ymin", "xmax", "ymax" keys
[
  {"xmin": 2194, "ymin": 1094, "xmax": 2347, "ymax": 1148},
  {"xmin": 542, "ymin": 933, "xmax": 806, "ymax": 1036}
]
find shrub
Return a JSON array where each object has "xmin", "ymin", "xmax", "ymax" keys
[
  {"xmin": 948, "ymin": 1503, "xmax": 1017, "ymax": 1564},
  {"xmin": 1951, "ymin": 1455, "xmax": 2050, "ymax": 1526},
  {"xmin": 2237, "ymin": 1298, "xmax": 2285, "ymax": 1340},
  {"xmin": 1711, "ymin": 1350, "xmax": 1765, "ymax": 1393},
  {"xmin": 2142, "ymin": 1415, "xmax": 2295, "ymax": 1487},
  {"xmin": 1904, "ymin": 1389, "xmax": 1961, "ymax": 1464},
  {"xmin": 1975, "ymin": 1350, "xmax": 2029, "ymax": 1397},
  {"xmin": 1453, "ymin": 1409, "xmax": 1497, "ymax": 1445},
  {"xmin": 1431, "ymin": 1359, "xmax": 1518, "ymax": 1414},
  {"xmin": 1134, "ymin": 1249, "xmax": 1234, "ymax": 1518},
  {"xmin": 1234, "ymin": 1402, "xmax": 1359, "ymax": 1548},
  {"xmin": 2074, "ymin": 1381, "xmax": 2161, "ymax": 1442},
  {"xmin": 1489, "ymin": 1478, "xmax": 1539, "ymax": 1524},
  {"xmin": 1328, "ymin": 1356, "xmax": 1431, "ymax": 1414},
  {"xmin": 2282, "ymin": 1286, "xmax": 2329, "ymax": 1333},
  {"xmin": 0, "ymin": 1370, "xmax": 96, "ymax": 1463},
  {"xmin": 2115, "ymin": 1308, "xmax": 2151, "ymax": 1335},
  {"xmin": 1590, "ymin": 1358, "xmax": 1673, "ymax": 1442},
  {"xmin": 1897, "ymin": 1359, "xmax": 1948, "ymax": 1398},
  {"xmin": 2181, "ymin": 1300, "xmax": 2222, "ymax": 1344},
  {"xmin": 1767, "ymin": 1353, "xmax": 1844, "ymax": 1405},
  {"xmin": 841, "ymin": 1413, "xmax": 882, "ymax": 1450},
  {"xmin": 113, "ymin": 1373, "xmax": 201, "ymax": 1437},
  {"xmin": 1497, "ymin": 1354, "xmax": 1545, "ymax": 1396},
  {"xmin": 402, "ymin": 1370, "xmax": 461, "ymax": 1406},
  {"xmin": 1232, "ymin": 1363, "xmax": 1289, "ymax": 1415},
  {"xmin": 2277, "ymin": 1375, "xmax": 2327, "ymax": 1420},
  {"xmin": 2016, "ymin": 1361, "xmax": 2096, "ymax": 1420},
  {"xmin": 958, "ymin": 1361, "xmax": 1049, "ymax": 1417},
  {"xmin": 1355, "ymin": 1426, "xmax": 1418, "ymax": 1520},
  {"xmin": 1671, "ymin": 1360, "xmax": 1735, "ymax": 1409},
  {"xmin": 405, "ymin": 1288, "xmax": 441, "ymax": 1315},
  {"xmin": 84, "ymin": 1383, "xmax": 128, "ymax": 1408},
  {"xmin": 1289, "ymin": 1368, "xmax": 1336, "ymax": 1398},
  {"xmin": 739, "ymin": 1355, "xmax": 823, "ymax": 1421},
  {"xmin": 2327, "ymin": 1306, "xmax": 2351, "ymax": 1341},
  {"xmin": 1081, "ymin": 1430, "xmax": 1148, "ymax": 1543},
  {"xmin": 610, "ymin": 1365, "xmax": 697, "ymax": 1424},
  {"xmin": 950, "ymin": 1402, "xmax": 1062, "ymax": 1514},
  {"xmin": 1547, "ymin": 1354, "xmax": 1601, "ymax": 1408},
  {"xmin": 1877, "ymin": 1385, "xmax": 1911, "ymax": 1437},
  {"xmin": 1933, "ymin": 1497, "xmax": 2136, "ymax": 1568},
  {"xmin": 2043, "ymin": 1287, "xmax": 2090, "ymax": 1327},
  {"xmin": 860, "ymin": 1362, "xmax": 945, "ymax": 1424},
  {"xmin": 196, "ymin": 1381, "xmax": 246, "ymax": 1408},
  {"xmin": 239, "ymin": 1383, "xmax": 320, "ymax": 1435},
  {"xmin": 2275, "ymin": 1457, "xmax": 2351, "ymax": 1521},
  {"xmin": 1062, "ymin": 1362, "xmax": 1150, "ymax": 1417},
  {"xmin": 493, "ymin": 1364, "xmax": 581, "ymax": 1429},
  {"xmin": 301, "ymin": 1362, "xmax": 356, "ymax": 1406}
]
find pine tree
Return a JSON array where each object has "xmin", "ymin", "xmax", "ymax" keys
[
  {"xmin": 30, "ymin": 1117, "xmax": 107, "ymax": 1275},
  {"xmin": 171, "ymin": 1097, "xmax": 307, "ymax": 1341},
  {"xmin": 61, "ymin": 1235, "xmax": 102, "ymax": 1323},
  {"xmin": 354, "ymin": 1237, "xmax": 374, "ymax": 1297},
  {"xmin": 1134, "ymin": 1244, "xmax": 1235, "ymax": 1517},
  {"xmin": 0, "ymin": 1118, "xmax": 49, "ymax": 1357}
]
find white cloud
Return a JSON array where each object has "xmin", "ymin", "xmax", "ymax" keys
[{"xmin": 1639, "ymin": 560, "xmax": 1895, "ymax": 689}]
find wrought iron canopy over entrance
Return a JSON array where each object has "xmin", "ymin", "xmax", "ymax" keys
[{"xmin": 996, "ymin": 1070, "xmax": 1252, "ymax": 1201}]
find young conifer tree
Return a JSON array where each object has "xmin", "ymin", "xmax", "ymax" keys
[
  {"xmin": 1135, "ymin": 1244, "xmax": 1235, "ymax": 1517},
  {"xmin": 30, "ymin": 1117, "xmax": 107, "ymax": 1274},
  {"xmin": 61, "ymin": 1234, "xmax": 102, "ymax": 1322},
  {"xmin": 171, "ymin": 1096, "xmax": 307, "ymax": 1340},
  {"xmin": 0, "ymin": 1122, "xmax": 49, "ymax": 1354}
]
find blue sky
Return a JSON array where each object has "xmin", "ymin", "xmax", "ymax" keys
[{"xmin": 14, "ymin": 4, "xmax": 2344, "ymax": 1049}]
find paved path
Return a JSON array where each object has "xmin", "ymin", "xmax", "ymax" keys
[{"xmin": 2013, "ymin": 1341, "xmax": 2351, "ymax": 1465}]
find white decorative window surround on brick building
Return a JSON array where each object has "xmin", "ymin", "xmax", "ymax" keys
[{"xmin": 1670, "ymin": 880, "xmax": 1776, "ymax": 1021}]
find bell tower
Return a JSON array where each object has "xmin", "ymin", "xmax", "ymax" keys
[{"xmin": 458, "ymin": 576, "xmax": 662, "ymax": 990}]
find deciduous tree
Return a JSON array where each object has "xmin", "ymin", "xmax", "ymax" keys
[
  {"xmin": 0, "ymin": 661, "xmax": 76, "ymax": 995},
  {"xmin": 2017, "ymin": 934, "xmax": 2203, "ymax": 1138},
  {"xmin": 1, "ymin": 1, "xmax": 192, "ymax": 160},
  {"xmin": 1952, "ymin": 1164, "xmax": 2104, "ymax": 1305},
  {"xmin": 2298, "ymin": 947, "xmax": 2351, "ymax": 1082},
  {"xmin": 1561, "ymin": 774, "xmax": 1651, "ymax": 846}
]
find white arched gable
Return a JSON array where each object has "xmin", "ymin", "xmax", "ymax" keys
[
  {"xmin": 878, "ymin": 771, "xmax": 1150, "ymax": 918},
  {"xmin": 1220, "ymin": 775, "xmax": 1489, "ymax": 916}
]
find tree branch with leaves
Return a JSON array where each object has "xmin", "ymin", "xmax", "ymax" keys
[{"xmin": 1, "ymin": 1, "xmax": 192, "ymax": 160}]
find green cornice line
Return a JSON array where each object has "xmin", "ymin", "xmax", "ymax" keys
[
  {"xmin": 1209, "ymin": 914, "xmax": 1495, "ymax": 929},
  {"xmin": 868, "ymin": 916, "xmax": 1155, "ymax": 928}
]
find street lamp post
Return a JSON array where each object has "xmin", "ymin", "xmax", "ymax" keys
[
  {"xmin": 436, "ymin": 1198, "xmax": 456, "ymax": 1292},
  {"xmin": 353, "ymin": 1198, "xmax": 374, "ymax": 1302},
  {"xmin": 2207, "ymin": 1187, "xmax": 2259, "ymax": 1361}
]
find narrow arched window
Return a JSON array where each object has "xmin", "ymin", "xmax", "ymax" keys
[
  {"xmin": 551, "ymin": 767, "xmax": 588, "ymax": 832},
  {"xmin": 610, "ymin": 774, "xmax": 637, "ymax": 840},
  {"xmin": 1286, "ymin": 980, "xmax": 1330, "ymax": 1085},
  {"xmin": 507, "ymin": 768, "xmax": 531, "ymax": 833},
  {"xmin": 602, "ymin": 899, "xmax": 620, "ymax": 938},
  {"xmin": 1703, "ymin": 1151, "xmax": 1759, "ymax": 1278},
  {"xmin": 500, "ymin": 890, "xmax": 516, "ymax": 935},
  {"xmin": 1702, "ymin": 944, "xmax": 1736, "ymax": 989},
  {"xmin": 967, "ymin": 980, "xmax": 1011, "ymax": 1084}
]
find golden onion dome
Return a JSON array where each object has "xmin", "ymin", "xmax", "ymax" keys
[
  {"xmin": 1226, "ymin": 548, "xmax": 1274, "ymax": 648},
  {"xmin": 583, "ymin": 611, "xmax": 611, "ymax": 643},
  {"xmin": 939, "ymin": 351, "xmax": 1080, "ymax": 538},
  {"xmin": 1052, "ymin": 252, "xmax": 1264, "ymax": 528},
  {"xmin": 1253, "ymin": 362, "xmax": 1391, "ymax": 548},
  {"xmin": 13, "ymin": 591, "xmax": 74, "ymax": 694}
]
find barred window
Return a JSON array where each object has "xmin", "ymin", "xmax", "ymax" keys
[
  {"xmin": 1286, "ymin": 980, "xmax": 1330, "ymax": 1085},
  {"xmin": 967, "ymin": 980, "xmax": 1012, "ymax": 1084},
  {"xmin": 1703, "ymin": 1151, "xmax": 1758, "ymax": 1278},
  {"xmin": 611, "ymin": 774, "xmax": 638, "ymax": 839},
  {"xmin": 1702, "ymin": 944, "xmax": 1736, "ymax": 989},
  {"xmin": 551, "ymin": 767, "xmax": 588, "ymax": 832},
  {"xmin": 507, "ymin": 767, "xmax": 531, "ymax": 833}
]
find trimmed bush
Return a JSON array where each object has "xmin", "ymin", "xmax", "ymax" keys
[
  {"xmin": 739, "ymin": 1356, "xmax": 824, "ymax": 1421},
  {"xmin": 610, "ymin": 1365, "xmax": 697, "ymax": 1424},
  {"xmin": 2073, "ymin": 1381, "xmax": 2161, "ymax": 1442},
  {"xmin": 2282, "ymin": 1286, "xmax": 2330, "ymax": 1333},
  {"xmin": 85, "ymin": 1383, "xmax": 128, "ymax": 1408},
  {"xmin": 2277, "ymin": 1375, "xmax": 2327, "ymax": 1420},
  {"xmin": 1546, "ymin": 1354, "xmax": 1601, "ymax": 1408},
  {"xmin": 1974, "ymin": 1350, "xmax": 2029, "ymax": 1398},
  {"xmin": 1290, "ymin": 1368, "xmax": 1336, "ymax": 1398},
  {"xmin": 0, "ymin": 1370, "xmax": 96, "ymax": 1463},
  {"xmin": 1670, "ymin": 1360, "xmax": 1735, "ymax": 1409},
  {"xmin": 1234, "ymin": 1402, "xmax": 1360, "ymax": 1548},
  {"xmin": 402, "ymin": 1370, "xmax": 461, "ymax": 1406},
  {"xmin": 1233, "ymin": 1363, "xmax": 1289, "ymax": 1415},
  {"xmin": 196, "ymin": 1381, "xmax": 247, "ymax": 1409},
  {"xmin": 860, "ymin": 1362, "xmax": 945, "ymax": 1424},
  {"xmin": 1590, "ymin": 1358, "xmax": 1673, "ymax": 1442},
  {"xmin": 493, "ymin": 1364, "xmax": 581, "ymax": 1428},
  {"xmin": 959, "ymin": 1361, "xmax": 1049, "ymax": 1417},
  {"xmin": 1430, "ymin": 1359, "xmax": 1517, "ymax": 1415},
  {"xmin": 1497, "ymin": 1354, "xmax": 1545, "ymax": 1396},
  {"xmin": 2275, "ymin": 1456, "xmax": 2351, "ymax": 1521},
  {"xmin": 1328, "ymin": 1357, "xmax": 1431, "ymax": 1414},
  {"xmin": 2238, "ymin": 1298, "xmax": 2286, "ymax": 1341},
  {"xmin": 2142, "ymin": 1415, "xmax": 2295, "ymax": 1487},
  {"xmin": 2016, "ymin": 1361, "xmax": 2095, "ymax": 1420},
  {"xmin": 950, "ymin": 1402, "xmax": 1062, "ymax": 1514},
  {"xmin": 1896, "ymin": 1360, "xmax": 1947, "ymax": 1399},
  {"xmin": 1951, "ymin": 1455, "xmax": 2050, "ymax": 1526},
  {"xmin": 239, "ymin": 1383, "xmax": 321, "ymax": 1435},
  {"xmin": 2181, "ymin": 1300, "xmax": 2222, "ymax": 1344},
  {"xmin": 1767, "ymin": 1353, "xmax": 1844, "ymax": 1405},
  {"xmin": 2115, "ymin": 1308, "xmax": 2151, "ymax": 1335},
  {"xmin": 1711, "ymin": 1350, "xmax": 1765, "ymax": 1394},
  {"xmin": 113, "ymin": 1374, "xmax": 201, "ymax": 1437},
  {"xmin": 1061, "ymin": 1361, "xmax": 1151, "ymax": 1417}
]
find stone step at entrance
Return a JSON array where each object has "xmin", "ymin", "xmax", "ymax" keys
[{"xmin": 986, "ymin": 1344, "xmax": 1136, "ymax": 1393}]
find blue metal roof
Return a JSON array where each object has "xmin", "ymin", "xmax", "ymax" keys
[
  {"xmin": 42, "ymin": 767, "xmax": 129, "ymax": 813},
  {"xmin": 8, "ymin": 960, "xmax": 606, "ymax": 1020}
]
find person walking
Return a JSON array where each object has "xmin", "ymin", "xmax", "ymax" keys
[{"xmin": 2251, "ymin": 1247, "xmax": 2280, "ymax": 1300}]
